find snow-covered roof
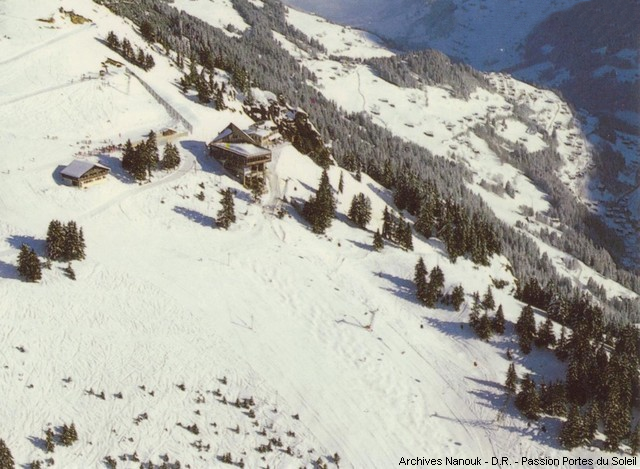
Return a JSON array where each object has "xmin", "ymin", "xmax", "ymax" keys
[
  {"xmin": 212, "ymin": 122, "xmax": 257, "ymax": 145},
  {"xmin": 61, "ymin": 160, "xmax": 109, "ymax": 179},
  {"xmin": 211, "ymin": 142, "xmax": 271, "ymax": 158},
  {"xmin": 213, "ymin": 127, "xmax": 233, "ymax": 142}
]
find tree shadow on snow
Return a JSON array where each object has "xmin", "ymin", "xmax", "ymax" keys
[
  {"xmin": 7, "ymin": 235, "xmax": 45, "ymax": 255},
  {"xmin": 376, "ymin": 271, "xmax": 419, "ymax": 304},
  {"xmin": 173, "ymin": 206, "xmax": 214, "ymax": 228},
  {"xmin": 97, "ymin": 154, "xmax": 134, "ymax": 184},
  {"xmin": 180, "ymin": 140, "xmax": 225, "ymax": 175},
  {"xmin": 0, "ymin": 260, "xmax": 19, "ymax": 280},
  {"xmin": 27, "ymin": 435, "xmax": 47, "ymax": 452},
  {"xmin": 346, "ymin": 238, "xmax": 374, "ymax": 252},
  {"xmin": 366, "ymin": 181, "xmax": 395, "ymax": 207},
  {"xmin": 422, "ymin": 316, "xmax": 477, "ymax": 341}
]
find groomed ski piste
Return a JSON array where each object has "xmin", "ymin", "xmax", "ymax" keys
[{"xmin": 0, "ymin": 1, "xmax": 637, "ymax": 468}]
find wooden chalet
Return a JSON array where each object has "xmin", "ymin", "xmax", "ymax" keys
[
  {"xmin": 209, "ymin": 123, "xmax": 272, "ymax": 186},
  {"xmin": 60, "ymin": 160, "xmax": 110, "ymax": 188}
]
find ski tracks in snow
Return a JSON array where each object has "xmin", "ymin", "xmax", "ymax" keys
[{"xmin": 0, "ymin": 23, "xmax": 94, "ymax": 67}]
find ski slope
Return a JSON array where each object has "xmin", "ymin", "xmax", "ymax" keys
[{"xmin": 0, "ymin": 1, "xmax": 635, "ymax": 468}]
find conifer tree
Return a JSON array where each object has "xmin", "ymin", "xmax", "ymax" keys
[
  {"xmin": 214, "ymin": 88, "xmax": 226, "ymax": 110},
  {"xmin": 481, "ymin": 286, "xmax": 495, "ymax": 310},
  {"xmin": 425, "ymin": 265, "xmax": 444, "ymax": 307},
  {"xmin": 584, "ymin": 402, "xmax": 599, "ymax": 440},
  {"xmin": 216, "ymin": 188, "xmax": 236, "ymax": 229},
  {"xmin": 161, "ymin": 143, "xmax": 181, "ymax": 170},
  {"xmin": 136, "ymin": 48, "xmax": 146, "ymax": 68},
  {"xmin": 476, "ymin": 312, "xmax": 493, "ymax": 340},
  {"xmin": 348, "ymin": 193, "xmax": 372, "ymax": 229},
  {"xmin": 17, "ymin": 244, "xmax": 41, "ymax": 283},
  {"xmin": 381, "ymin": 207, "xmax": 394, "ymax": 240},
  {"xmin": 122, "ymin": 139, "xmax": 135, "ymax": 173},
  {"xmin": 144, "ymin": 53, "xmax": 155, "ymax": 70},
  {"xmin": 492, "ymin": 304, "xmax": 505, "ymax": 334},
  {"xmin": 559, "ymin": 404, "xmax": 586, "ymax": 449},
  {"xmin": 338, "ymin": 172, "xmax": 344, "ymax": 193},
  {"xmin": 129, "ymin": 143, "xmax": 148, "ymax": 181},
  {"xmin": 631, "ymin": 422, "xmax": 640, "ymax": 455},
  {"xmin": 515, "ymin": 374, "xmax": 540, "ymax": 420},
  {"xmin": 140, "ymin": 20, "xmax": 155, "ymax": 42},
  {"xmin": 106, "ymin": 31, "xmax": 119, "ymax": 49},
  {"xmin": 69, "ymin": 423, "xmax": 78, "ymax": 443},
  {"xmin": 566, "ymin": 336, "xmax": 597, "ymax": 406},
  {"xmin": 450, "ymin": 285, "xmax": 465, "ymax": 311},
  {"xmin": 196, "ymin": 76, "xmax": 211, "ymax": 103},
  {"xmin": 414, "ymin": 257, "xmax": 429, "ymax": 306},
  {"xmin": 249, "ymin": 177, "xmax": 265, "ymax": 203},
  {"xmin": 44, "ymin": 429, "xmax": 54, "ymax": 453},
  {"xmin": 603, "ymin": 354, "xmax": 632, "ymax": 451},
  {"xmin": 46, "ymin": 220, "xmax": 65, "ymax": 261},
  {"xmin": 144, "ymin": 130, "xmax": 160, "ymax": 178},
  {"xmin": 555, "ymin": 326, "xmax": 570, "ymax": 361},
  {"xmin": 302, "ymin": 170, "xmax": 335, "ymax": 234},
  {"xmin": 594, "ymin": 345, "xmax": 609, "ymax": 401},
  {"xmin": 505, "ymin": 363, "xmax": 518, "ymax": 394},
  {"xmin": 415, "ymin": 199, "xmax": 434, "ymax": 238},
  {"xmin": 515, "ymin": 305, "xmax": 536, "ymax": 354},
  {"xmin": 469, "ymin": 293, "xmax": 481, "ymax": 329},
  {"xmin": 540, "ymin": 380, "xmax": 567, "ymax": 416},
  {"xmin": 0, "ymin": 438, "xmax": 14, "ymax": 469},
  {"xmin": 373, "ymin": 229, "xmax": 384, "ymax": 252},
  {"xmin": 60, "ymin": 424, "xmax": 72, "ymax": 446},
  {"xmin": 399, "ymin": 220, "xmax": 413, "ymax": 251},
  {"xmin": 121, "ymin": 38, "xmax": 132, "ymax": 57},
  {"xmin": 63, "ymin": 221, "xmax": 85, "ymax": 261},
  {"xmin": 535, "ymin": 317, "xmax": 556, "ymax": 348}
]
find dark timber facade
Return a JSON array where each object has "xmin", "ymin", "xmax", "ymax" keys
[{"xmin": 208, "ymin": 123, "xmax": 272, "ymax": 186}]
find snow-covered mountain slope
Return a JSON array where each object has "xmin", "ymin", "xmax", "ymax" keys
[
  {"xmin": 280, "ymin": 0, "xmax": 589, "ymax": 70},
  {"xmin": 281, "ymin": 0, "xmax": 640, "ymax": 270},
  {"xmin": 280, "ymin": 7, "xmax": 637, "ymax": 301},
  {"xmin": 0, "ymin": 1, "xmax": 637, "ymax": 468}
]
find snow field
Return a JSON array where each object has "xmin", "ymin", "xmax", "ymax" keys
[
  {"xmin": 170, "ymin": 0, "xmax": 249, "ymax": 37},
  {"xmin": 285, "ymin": 8, "xmax": 394, "ymax": 59},
  {"xmin": 0, "ymin": 1, "xmax": 636, "ymax": 468}
]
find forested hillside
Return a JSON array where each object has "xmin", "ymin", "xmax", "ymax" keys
[{"xmin": 95, "ymin": 0, "xmax": 639, "ymax": 322}]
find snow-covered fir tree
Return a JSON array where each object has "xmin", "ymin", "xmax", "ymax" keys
[
  {"xmin": 373, "ymin": 229, "xmax": 384, "ymax": 252},
  {"xmin": 515, "ymin": 305, "xmax": 536, "ymax": 354},
  {"xmin": 302, "ymin": 170, "xmax": 335, "ymax": 234},
  {"xmin": 161, "ymin": 142, "xmax": 181, "ymax": 170},
  {"xmin": 216, "ymin": 188, "xmax": 236, "ymax": 229},
  {"xmin": 17, "ymin": 244, "xmax": 41, "ymax": 283},
  {"xmin": 348, "ymin": 193, "xmax": 372, "ymax": 229},
  {"xmin": 0, "ymin": 438, "xmax": 14, "ymax": 469}
]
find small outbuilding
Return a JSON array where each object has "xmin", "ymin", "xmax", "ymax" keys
[
  {"xmin": 60, "ymin": 160, "xmax": 110, "ymax": 188},
  {"xmin": 245, "ymin": 120, "xmax": 280, "ymax": 148}
]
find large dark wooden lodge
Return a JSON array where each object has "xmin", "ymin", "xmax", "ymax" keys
[{"xmin": 208, "ymin": 123, "xmax": 272, "ymax": 186}]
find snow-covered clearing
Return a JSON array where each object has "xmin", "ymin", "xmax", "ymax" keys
[
  {"xmin": 285, "ymin": 8, "xmax": 393, "ymax": 59},
  {"xmin": 171, "ymin": 0, "xmax": 249, "ymax": 37}
]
